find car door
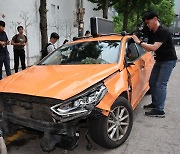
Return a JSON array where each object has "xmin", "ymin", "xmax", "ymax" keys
[
  {"xmin": 136, "ymin": 44, "xmax": 154, "ymax": 92},
  {"xmin": 125, "ymin": 40, "xmax": 143, "ymax": 108}
]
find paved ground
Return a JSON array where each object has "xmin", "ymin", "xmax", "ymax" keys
[{"xmin": 2, "ymin": 46, "xmax": 180, "ymax": 154}]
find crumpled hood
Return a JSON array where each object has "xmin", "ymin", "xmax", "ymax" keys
[{"xmin": 0, "ymin": 64, "xmax": 119, "ymax": 100}]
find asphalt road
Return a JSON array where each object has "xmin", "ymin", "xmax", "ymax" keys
[{"xmin": 3, "ymin": 46, "xmax": 180, "ymax": 154}]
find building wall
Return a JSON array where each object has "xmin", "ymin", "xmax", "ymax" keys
[
  {"xmin": 47, "ymin": 0, "xmax": 78, "ymax": 45},
  {"xmin": 174, "ymin": 0, "xmax": 180, "ymax": 32},
  {"xmin": 0, "ymin": 0, "xmax": 115, "ymax": 69},
  {"xmin": 0, "ymin": 0, "xmax": 40, "ymax": 68},
  {"xmin": 175, "ymin": 0, "xmax": 180, "ymax": 15}
]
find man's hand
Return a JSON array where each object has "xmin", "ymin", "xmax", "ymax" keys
[
  {"xmin": 0, "ymin": 41, "xmax": 6, "ymax": 47},
  {"xmin": 5, "ymin": 41, "xmax": 10, "ymax": 45},
  {"xmin": 132, "ymin": 35, "xmax": 162, "ymax": 52},
  {"xmin": 20, "ymin": 42, "xmax": 26, "ymax": 46},
  {"xmin": 132, "ymin": 35, "xmax": 141, "ymax": 44},
  {"xmin": 16, "ymin": 43, "xmax": 22, "ymax": 46}
]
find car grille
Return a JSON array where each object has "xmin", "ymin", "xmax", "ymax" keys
[{"xmin": 0, "ymin": 93, "xmax": 61, "ymax": 122}]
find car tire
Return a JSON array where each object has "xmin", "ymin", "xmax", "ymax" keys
[{"xmin": 89, "ymin": 97, "xmax": 133, "ymax": 149}]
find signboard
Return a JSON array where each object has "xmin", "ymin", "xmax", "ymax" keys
[{"xmin": 90, "ymin": 17, "xmax": 114, "ymax": 36}]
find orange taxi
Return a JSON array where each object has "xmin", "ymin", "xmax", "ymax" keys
[{"xmin": 0, "ymin": 34, "xmax": 154, "ymax": 151}]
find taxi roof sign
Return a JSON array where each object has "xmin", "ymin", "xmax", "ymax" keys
[{"xmin": 90, "ymin": 17, "xmax": 114, "ymax": 36}]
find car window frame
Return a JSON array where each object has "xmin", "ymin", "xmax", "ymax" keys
[
  {"xmin": 135, "ymin": 43, "xmax": 147, "ymax": 57},
  {"xmin": 125, "ymin": 40, "xmax": 140, "ymax": 62}
]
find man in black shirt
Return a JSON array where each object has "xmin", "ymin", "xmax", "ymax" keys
[
  {"xmin": 132, "ymin": 11, "xmax": 177, "ymax": 118},
  {"xmin": 0, "ymin": 20, "xmax": 11, "ymax": 80}
]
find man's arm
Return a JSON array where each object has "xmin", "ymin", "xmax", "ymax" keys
[
  {"xmin": 24, "ymin": 41, "xmax": 28, "ymax": 46},
  {"xmin": 0, "ymin": 41, "xmax": 10, "ymax": 47},
  {"xmin": 11, "ymin": 40, "xmax": 21, "ymax": 46},
  {"xmin": 132, "ymin": 35, "xmax": 162, "ymax": 51},
  {"xmin": 24, "ymin": 35, "xmax": 28, "ymax": 46},
  {"xmin": 0, "ymin": 32, "xmax": 9, "ymax": 47}
]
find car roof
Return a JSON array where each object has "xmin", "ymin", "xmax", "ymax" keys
[{"xmin": 67, "ymin": 35, "xmax": 127, "ymax": 44}]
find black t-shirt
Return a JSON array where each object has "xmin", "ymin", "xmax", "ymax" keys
[
  {"xmin": 0, "ymin": 31, "xmax": 8, "ymax": 55},
  {"xmin": 153, "ymin": 25, "xmax": 177, "ymax": 62}
]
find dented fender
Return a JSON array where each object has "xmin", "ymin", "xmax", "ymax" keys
[{"xmin": 96, "ymin": 69, "xmax": 129, "ymax": 116}]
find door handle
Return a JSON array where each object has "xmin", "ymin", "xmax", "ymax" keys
[
  {"xmin": 140, "ymin": 59, "xmax": 146, "ymax": 69},
  {"xmin": 140, "ymin": 65, "xmax": 145, "ymax": 69}
]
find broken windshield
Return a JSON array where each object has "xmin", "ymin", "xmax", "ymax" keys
[{"xmin": 40, "ymin": 40, "xmax": 121, "ymax": 65}]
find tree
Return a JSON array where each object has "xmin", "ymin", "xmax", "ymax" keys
[
  {"xmin": 113, "ymin": 14, "xmax": 123, "ymax": 32},
  {"xmin": 39, "ymin": 0, "xmax": 48, "ymax": 50},
  {"xmin": 114, "ymin": 0, "xmax": 135, "ymax": 31},
  {"xmin": 114, "ymin": 0, "xmax": 174, "ymax": 32},
  {"xmin": 114, "ymin": 0, "xmax": 161, "ymax": 31},
  {"xmin": 133, "ymin": 0, "xmax": 160, "ymax": 25},
  {"xmin": 87, "ymin": 0, "xmax": 119, "ymax": 19},
  {"xmin": 150, "ymin": 0, "xmax": 175, "ymax": 27}
]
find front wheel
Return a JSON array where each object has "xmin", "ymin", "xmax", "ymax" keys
[{"xmin": 89, "ymin": 97, "xmax": 133, "ymax": 149}]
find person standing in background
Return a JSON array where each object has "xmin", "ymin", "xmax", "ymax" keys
[
  {"xmin": 85, "ymin": 30, "xmax": 90, "ymax": 37},
  {"xmin": 11, "ymin": 26, "xmax": 27, "ymax": 73},
  {"xmin": 0, "ymin": 20, "xmax": 11, "ymax": 80},
  {"xmin": 47, "ymin": 32, "xmax": 59, "ymax": 54},
  {"xmin": 41, "ymin": 32, "xmax": 59, "ymax": 60}
]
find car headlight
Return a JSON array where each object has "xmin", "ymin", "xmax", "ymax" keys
[{"xmin": 50, "ymin": 83, "xmax": 107, "ymax": 122}]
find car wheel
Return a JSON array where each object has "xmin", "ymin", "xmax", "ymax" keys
[{"xmin": 89, "ymin": 97, "xmax": 133, "ymax": 149}]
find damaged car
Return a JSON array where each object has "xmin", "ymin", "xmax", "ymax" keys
[{"xmin": 0, "ymin": 33, "xmax": 154, "ymax": 151}]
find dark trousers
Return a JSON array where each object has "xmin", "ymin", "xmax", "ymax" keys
[
  {"xmin": 14, "ymin": 49, "xmax": 26, "ymax": 73},
  {"xmin": 149, "ymin": 60, "xmax": 176, "ymax": 111},
  {"xmin": 0, "ymin": 53, "xmax": 11, "ymax": 80}
]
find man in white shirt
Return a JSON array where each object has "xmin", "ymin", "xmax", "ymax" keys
[
  {"xmin": 41, "ymin": 32, "xmax": 59, "ymax": 60},
  {"xmin": 47, "ymin": 32, "xmax": 59, "ymax": 54}
]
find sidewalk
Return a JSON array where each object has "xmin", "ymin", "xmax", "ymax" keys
[{"xmin": 2, "ymin": 69, "xmax": 14, "ymax": 79}]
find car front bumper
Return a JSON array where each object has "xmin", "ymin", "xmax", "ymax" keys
[
  {"xmin": 0, "ymin": 93, "xmax": 81, "ymax": 136},
  {"xmin": 2, "ymin": 111, "xmax": 77, "ymax": 135}
]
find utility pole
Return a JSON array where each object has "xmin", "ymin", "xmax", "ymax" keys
[
  {"xmin": 77, "ymin": 0, "xmax": 85, "ymax": 37},
  {"xmin": 39, "ymin": 0, "xmax": 48, "ymax": 50}
]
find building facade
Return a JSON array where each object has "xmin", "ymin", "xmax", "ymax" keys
[
  {"xmin": 0, "ymin": 0, "xmax": 114, "ymax": 68},
  {"xmin": 173, "ymin": 0, "xmax": 180, "ymax": 33},
  {"xmin": 175, "ymin": 0, "xmax": 180, "ymax": 15}
]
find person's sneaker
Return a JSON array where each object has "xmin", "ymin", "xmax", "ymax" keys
[
  {"xmin": 143, "ymin": 103, "xmax": 156, "ymax": 110},
  {"xmin": 145, "ymin": 109, "xmax": 165, "ymax": 118}
]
